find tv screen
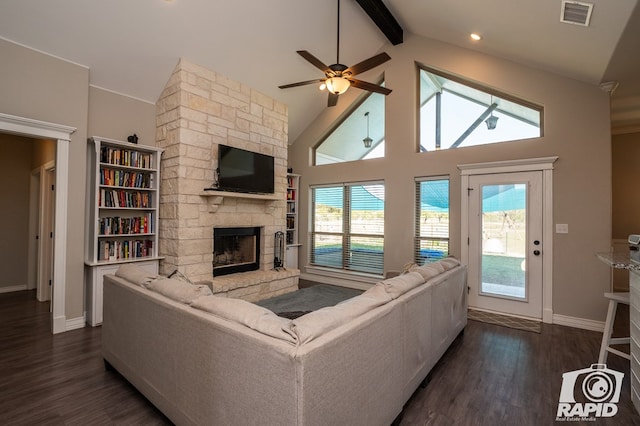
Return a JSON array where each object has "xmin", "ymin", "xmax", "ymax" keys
[{"xmin": 217, "ymin": 145, "xmax": 275, "ymax": 194}]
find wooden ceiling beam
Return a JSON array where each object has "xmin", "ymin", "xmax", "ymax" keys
[{"xmin": 354, "ymin": 0, "xmax": 404, "ymax": 45}]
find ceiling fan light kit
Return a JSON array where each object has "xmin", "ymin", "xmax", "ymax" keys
[
  {"xmin": 326, "ymin": 77, "xmax": 350, "ymax": 95},
  {"xmin": 279, "ymin": 0, "xmax": 392, "ymax": 107}
]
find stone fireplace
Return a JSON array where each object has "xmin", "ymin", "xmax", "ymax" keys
[
  {"xmin": 155, "ymin": 59, "xmax": 299, "ymax": 301},
  {"xmin": 213, "ymin": 226, "xmax": 260, "ymax": 276}
]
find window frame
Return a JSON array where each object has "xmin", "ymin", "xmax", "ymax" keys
[
  {"xmin": 310, "ymin": 181, "xmax": 385, "ymax": 276},
  {"xmin": 416, "ymin": 62, "xmax": 544, "ymax": 153},
  {"xmin": 312, "ymin": 76, "xmax": 386, "ymax": 166}
]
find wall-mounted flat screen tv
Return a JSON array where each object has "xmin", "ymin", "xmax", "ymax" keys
[{"xmin": 217, "ymin": 144, "xmax": 275, "ymax": 194}]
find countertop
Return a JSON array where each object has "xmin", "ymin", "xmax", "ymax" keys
[{"xmin": 596, "ymin": 251, "xmax": 640, "ymax": 271}]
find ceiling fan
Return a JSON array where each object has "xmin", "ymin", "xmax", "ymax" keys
[{"xmin": 278, "ymin": 0, "xmax": 392, "ymax": 107}]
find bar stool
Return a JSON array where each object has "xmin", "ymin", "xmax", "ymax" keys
[{"xmin": 598, "ymin": 292, "xmax": 631, "ymax": 364}]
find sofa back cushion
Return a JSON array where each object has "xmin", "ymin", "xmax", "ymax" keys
[
  {"xmin": 146, "ymin": 278, "xmax": 212, "ymax": 304},
  {"xmin": 115, "ymin": 263, "xmax": 159, "ymax": 287},
  {"xmin": 291, "ymin": 283, "xmax": 392, "ymax": 344},
  {"xmin": 406, "ymin": 256, "xmax": 461, "ymax": 281},
  {"xmin": 191, "ymin": 296, "xmax": 297, "ymax": 344},
  {"xmin": 438, "ymin": 256, "xmax": 461, "ymax": 270},
  {"xmin": 381, "ymin": 272, "xmax": 425, "ymax": 299}
]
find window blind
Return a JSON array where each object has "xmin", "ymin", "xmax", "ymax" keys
[
  {"xmin": 415, "ymin": 177, "xmax": 449, "ymax": 265},
  {"xmin": 346, "ymin": 184, "xmax": 384, "ymax": 274},
  {"xmin": 311, "ymin": 182, "xmax": 384, "ymax": 276}
]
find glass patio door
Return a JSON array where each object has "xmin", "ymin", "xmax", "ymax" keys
[{"xmin": 467, "ymin": 171, "xmax": 543, "ymax": 319}]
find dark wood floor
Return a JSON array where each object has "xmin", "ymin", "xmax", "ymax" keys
[{"xmin": 1, "ymin": 290, "xmax": 639, "ymax": 425}]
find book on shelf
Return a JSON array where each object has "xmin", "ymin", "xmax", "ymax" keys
[
  {"xmin": 99, "ymin": 213, "xmax": 153, "ymax": 236},
  {"xmin": 100, "ymin": 189, "xmax": 151, "ymax": 208},
  {"xmin": 101, "ymin": 168, "xmax": 151, "ymax": 188},
  {"xmin": 100, "ymin": 146, "xmax": 153, "ymax": 169},
  {"xmin": 97, "ymin": 239, "xmax": 154, "ymax": 261}
]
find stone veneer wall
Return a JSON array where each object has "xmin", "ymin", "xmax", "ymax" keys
[{"xmin": 156, "ymin": 59, "xmax": 289, "ymax": 284}]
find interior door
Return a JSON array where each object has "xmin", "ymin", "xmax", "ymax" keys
[
  {"xmin": 37, "ymin": 167, "xmax": 55, "ymax": 305},
  {"xmin": 467, "ymin": 171, "xmax": 543, "ymax": 319}
]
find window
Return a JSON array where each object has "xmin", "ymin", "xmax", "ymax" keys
[
  {"xmin": 418, "ymin": 65, "xmax": 542, "ymax": 152},
  {"xmin": 311, "ymin": 182, "xmax": 384, "ymax": 275},
  {"xmin": 314, "ymin": 83, "xmax": 386, "ymax": 165},
  {"xmin": 415, "ymin": 177, "xmax": 449, "ymax": 264}
]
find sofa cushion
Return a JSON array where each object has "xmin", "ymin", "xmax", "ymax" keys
[
  {"xmin": 191, "ymin": 296, "xmax": 297, "ymax": 344},
  {"xmin": 115, "ymin": 263, "xmax": 159, "ymax": 287},
  {"xmin": 438, "ymin": 256, "xmax": 461, "ymax": 270},
  {"xmin": 381, "ymin": 271, "xmax": 425, "ymax": 299},
  {"xmin": 291, "ymin": 283, "xmax": 392, "ymax": 344},
  {"xmin": 146, "ymin": 277, "xmax": 212, "ymax": 304},
  {"xmin": 407, "ymin": 263, "xmax": 444, "ymax": 282}
]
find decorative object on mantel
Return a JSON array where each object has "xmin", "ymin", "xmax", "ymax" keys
[
  {"xmin": 127, "ymin": 133, "xmax": 138, "ymax": 144},
  {"xmin": 274, "ymin": 231, "xmax": 285, "ymax": 270}
]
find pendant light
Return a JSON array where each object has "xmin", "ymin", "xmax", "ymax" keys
[
  {"xmin": 363, "ymin": 112, "xmax": 373, "ymax": 148},
  {"xmin": 485, "ymin": 96, "xmax": 499, "ymax": 130}
]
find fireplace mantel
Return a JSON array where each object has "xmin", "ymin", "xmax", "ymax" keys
[{"xmin": 201, "ymin": 190, "xmax": 279, "ymax": 213}]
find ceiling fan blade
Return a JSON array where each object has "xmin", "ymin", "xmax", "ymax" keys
[
  {"xmin": 328, "ymin": 92, "xmax": 339, "ymax": 107},
  {"xmin": 279, "ymin": 79, "xmax": 325, "ymax": 89},
  {"xmin": 297, "ymin": 50, "xmax": 330, "ymax": 73},
  {"xmin": 349, "ymin": 78, "xmax": 392, "ymax": 95},
  {"xmin": 345, "ymin": 52, "xmax": 391, "ymax": 76}
]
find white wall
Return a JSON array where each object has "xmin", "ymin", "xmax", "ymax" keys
[{"xmin": 289, "ymin": 34, "xmax": 612, "ymax": 323}]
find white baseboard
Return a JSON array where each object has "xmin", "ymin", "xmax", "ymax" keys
[
  {"xmin": 299, "ymin": 272, "xmax": 372, "ymax": 291},
  {"xmin": 65, "ymin": 316, "xmax": 86, "ymax": 331},
  {"xmin": 0, "ymin": 284, "xmax": 28, "ymax": 293},
  {"xmin": 553, "ymin": 314, "xmax": 604, "ymax": 332}
]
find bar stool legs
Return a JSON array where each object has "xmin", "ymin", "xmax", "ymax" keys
[{"xmin": 598, "ymin": 292, "xmax": 631, "ymax": 364}]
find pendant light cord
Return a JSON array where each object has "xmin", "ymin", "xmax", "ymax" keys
[{"xmin": 336, "ymin": 0, "xmax": 340, "ymax": 65}]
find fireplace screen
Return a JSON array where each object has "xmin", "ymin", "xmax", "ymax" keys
[{"xmin": 213, "ymin": 227, "xmax": 260, "ymax": 276}]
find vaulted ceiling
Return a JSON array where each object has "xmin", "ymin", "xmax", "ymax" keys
[{"xmin": 0, "ymin": 0, "xmax": 638, "ymax": 140}]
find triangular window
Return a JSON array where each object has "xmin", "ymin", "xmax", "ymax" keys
[
  {"xmin": 418, "ymin": 65, "xmax": 542, "ymax": 152},
  {"xmin": 314, "ymin": 82, "xmax": 385, "ymax": 165}
]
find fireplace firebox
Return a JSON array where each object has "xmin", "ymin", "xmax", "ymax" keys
[{"xmin": 213, "ymin": 227, "xmax": 261, "ymax": 276}]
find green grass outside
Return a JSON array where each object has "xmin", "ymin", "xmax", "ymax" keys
[{"xmin": 482, "ymin": 254, "xmax": 525, "ymax": 287}]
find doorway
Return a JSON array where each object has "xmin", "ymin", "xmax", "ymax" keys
[
  {"xmin": 460, "ymin": 157, "xmax": 557, "ymax": 323},
  {"xmin": 466, "ymin": 171, "xmax": 542, "ymax": 319},
  {"xmin": 0, "ymin": 113, "xmax": 75, "ymax": 334}
]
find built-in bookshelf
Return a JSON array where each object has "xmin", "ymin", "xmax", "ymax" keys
[
  {"xmin": 286, "ymin": 173, "xmax": 301, "ymax": 268},
  {"xmin": 85, "ymin": 137, "xmax": 163, "ymax": 326}
]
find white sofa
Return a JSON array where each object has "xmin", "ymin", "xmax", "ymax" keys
[{"xmin": 102, "ymin": 258, "xmax": 467, "ymax": 426}]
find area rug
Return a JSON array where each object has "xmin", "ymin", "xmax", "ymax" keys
[
  {"xmin": 256, "ymin": 284, "xmax": 363, "ymax": 319},
  {"xmin": 468, "ymin": 308, "xmax": 541, "ymax": 333}
]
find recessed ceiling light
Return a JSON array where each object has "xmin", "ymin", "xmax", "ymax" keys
[{"xmin": 470, "ymin": 33, "xmax": 482, "ymax": 41}]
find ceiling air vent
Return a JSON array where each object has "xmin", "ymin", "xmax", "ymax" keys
[{"xmin": 560, "ymin": 1, "xmax": 594, "ymax": 26}]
